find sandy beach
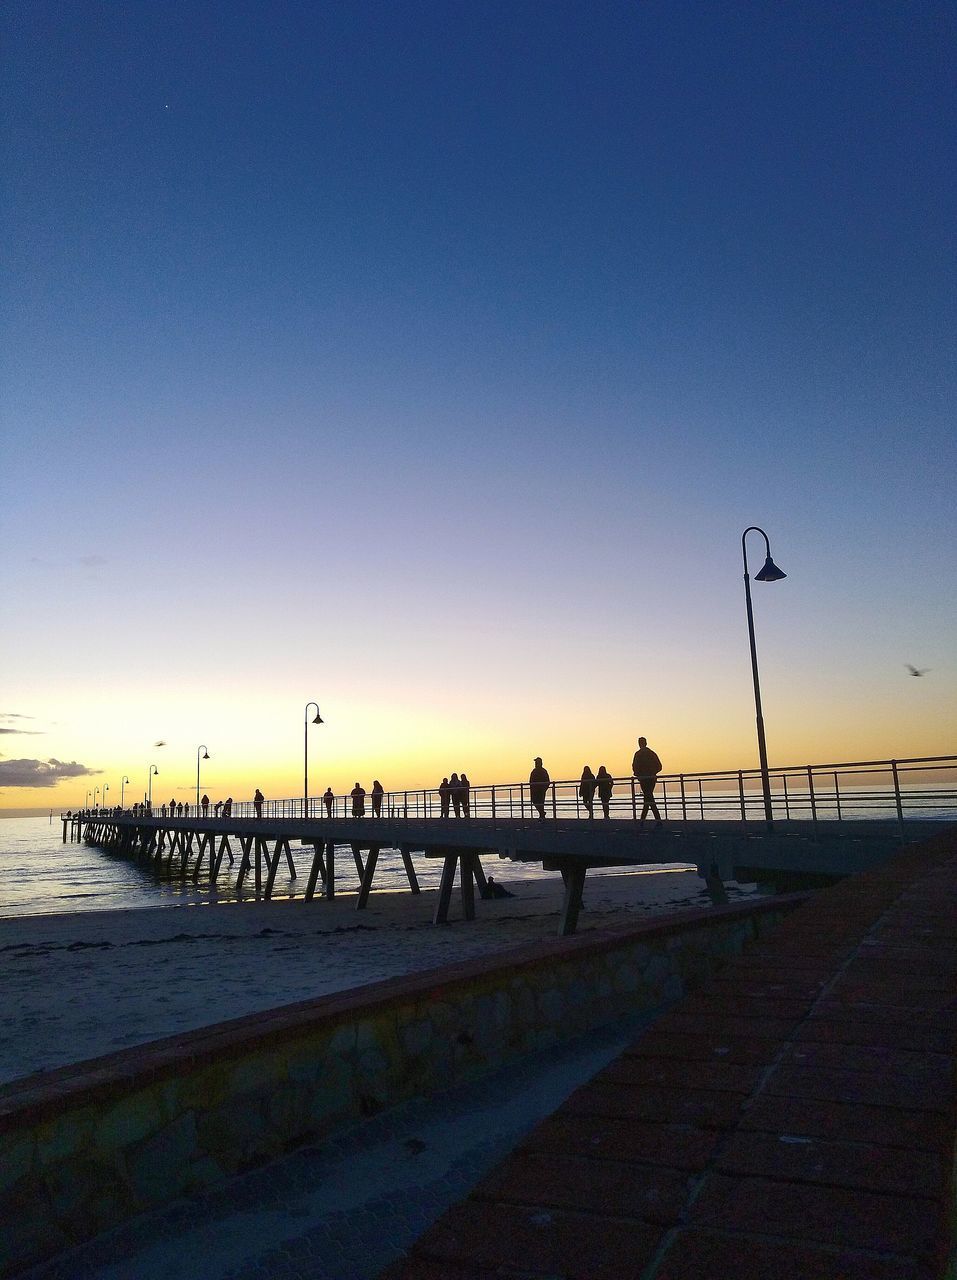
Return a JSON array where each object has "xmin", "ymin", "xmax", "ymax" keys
[{"xmin": 0, "ymin": 866, "xmax": 752, "ymax": 1085}]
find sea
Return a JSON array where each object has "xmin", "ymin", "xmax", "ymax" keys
[{"xmin": 0, "ymin": 815, "xmax": 700, "ymax": 919}]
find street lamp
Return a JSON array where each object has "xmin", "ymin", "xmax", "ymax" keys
[
  {"xmin": 147, "ymin": 764, "xmax": 159, "ymax": 808},
  {"xmin": 741, "ymin": 526, "xmax": 787, "ymax": 829},
  {"xmin": 102, "ymin": 783, "xmax": 109, "ymax": 809},
  {"xmin": 93, "ymin": 786, "xmax": 100, "ymax": 807},
  {"xmin": 304, "ymin": 702, "xmax": 324, "ymax": 819},
  {"xmin": 85, "ymin": 789, "xmax": 91, "ymax": 808},
  {"xmin": 196, "ymin": 745, "xmax": 210, "ymax": 810},
  {"xmin": 121, "ymin": 776, "xmax": 130, "ymax": 808}
]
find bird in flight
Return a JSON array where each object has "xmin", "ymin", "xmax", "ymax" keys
[
  {"xmin": 905, "ymin": 665, "xmax": 929, "ymax": 677},
  {"xmin": 153, "ymin": 739, "xmax": 168, "ymax": 747}
]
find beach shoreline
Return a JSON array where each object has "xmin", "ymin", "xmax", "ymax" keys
[{"xmin": 0, "ymin": 867, "xmax": 754, "ymax": 1085}]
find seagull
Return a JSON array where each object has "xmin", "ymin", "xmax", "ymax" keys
[
  {"xmin": 905, "ymin": 665, "xmax": 929, "ymax": 677},
  {"xmin": 153, "ymin": 739, "xmax": 168, "ymax": 747}
]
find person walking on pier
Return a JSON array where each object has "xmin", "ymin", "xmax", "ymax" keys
[
  {"xmin": 460, "ymin": 773, "xmax": 471, "ymax": 817},
  {"xmin": 371, "ymin": 780, "xmax": 384, "ymax": 818},
  {"xmin": 168, "ymin": 798, "xmax": 176, "ymax": 818},
  {"xmin": 596, "ymin": 765, "xmax": 614, "ymax": 818},
  {"xmin": 439, "ymin": 777, "xmax": 452, "ymax": 818},
  {"xmin": 323, "ymin": 787, "xmax": 334, "ymax": 818},
  {"xmin": 529, "ymin": 757, "xmax": 550, "ymax": 820},
  {"xmin": 351, "ymin": 782, "xmax": 366, "ymax": 817},
  {"xmin": 450, "ymin": 773, "xmax": 463, "ymax": 818},
  {"xmin": 579, "ymin": 765, "xmax": 597, "ymax": 817},
  {"xmin": 214, "ymin": 800, "xmax": 222, "ymax": 818},
  {"xmin": 633, "ymin": 736, "xmax": 663, "ymax": 827},
  {"xmin": 201, "ymin": 794, "xmax": 210, "ymax": 817},
  {"xmin": 223, "ymin": 797, "xmax": 233, "ymax": 818},
  {"xmin": 253, "ymin": 789, "xmax": 265, "ymax": 819}
]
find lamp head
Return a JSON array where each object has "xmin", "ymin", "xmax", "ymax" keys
[
  {"xmin": 312, "ymin": 713, "xmax": 324, "ymax": 725},
  {"xmin": 755, "ymin": 555, "xmax": 786, "ymax": 582},
  {"xmin": 202, "ymin": 750, "xmax": 210, "ymax": 760}
]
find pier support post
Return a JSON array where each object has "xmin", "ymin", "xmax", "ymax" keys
[
  {"xmin": 356, "ymin": 845, "xmax": 381, "ymax": 909},
  {"xmin": 304, "ymin": 843, "xmax": 326, "ymax": 900},
  {"xmin": 324, "ymin": 840, "xmax": 336, "ymax": 899},
  {"xmin": 433, "ymin": 853, "xmax": 457, "ymax": 924}
]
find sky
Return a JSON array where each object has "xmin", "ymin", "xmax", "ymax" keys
[{"xmin": 1, "ymin": 0, "xmax": 955, "ymax": 811}]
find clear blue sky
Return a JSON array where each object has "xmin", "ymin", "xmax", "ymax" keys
[{"xmin": 2, "ymin": 1, "xmax": 955, "ymax": 806}]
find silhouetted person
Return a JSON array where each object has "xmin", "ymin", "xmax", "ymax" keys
[
  {"xmin": 579, "ymin": 766, "xmax": 596, "ymax": 817},
  {"xmin": 351, "ymin": 782, "xmax": 366, "ymax": 817},
  {"xmin": 596, "ymin": 765, "xmax": 614, "ymax": 819},
  {"xmin": 371, "ymin": 780, "xmax": 384, "ymax": 817},
  {"xmin": 529, "ymin": 757, "xmax": 550, "ymax": 820},
  {"xmin": 168, "ymin": 798, "xmax": 176, "ymax": 818},
  {"xmin": 214, "ymin": 800, "xmax": 222, "ymax": 818},
  {"xmin": 633, "ymin": 736, "xmax": 663, "ymax": 826},
  {"xmin": 439, "ymin": 777, "xmax": 451, "ymax": 818},
  {"xmin": 201, "ymin": 794, "xmax": 210, "ymax": 817},
  {"xmin": 460, "ymin": 773, "xmax": 471, "ymax": 817},
  {"xmin": 485, "ymin": 875, "xmax": 515, "ymax": 899},
  {"xmin": 450, "ymin": 773, "xmax": 463, "ymax": 818},
  {"xmin": 323, "ymin": 787, "xmax": 334, "ymax": 818},
  {"xmin": 253, "ymin": 788, "xmax": 264, "ymax": 819},
  {"xmin": 223, "ymin": 797, "xmax": 233, "ymax": 818},
  {"xmin": 177, "ymin": 802, "xmax": 184, "ymax": 818},
  {"xmin": 161, "ymin": 803, "xmax": 168, "ymax": 818}
]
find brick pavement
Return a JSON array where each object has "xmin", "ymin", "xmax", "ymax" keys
[{"xmin": 381, "ymin": 829, "xmax": 957, "ymax": 1280}]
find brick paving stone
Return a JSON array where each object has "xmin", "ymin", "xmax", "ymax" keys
[
  {"xmin": 652, "ymin": 1227, "xmax": 921, "ymax": 1280},
  {"xmin": 562, "ymin": 1081, "xmax": 746, "ymax": 1129},
  {"xmin": 623, "ymin": 1030, "xmax": 778, "ymax": 1065},
  {"xmin": 472, "ymin": 1150, "xmax": 690, "ymax": 1224},
  {"xmin": 739, "ymin": 1095, "xmax": 949, "ymax": 1151},
  {"xmin": 595, "ymin": 1054, "xmax": 762, "ymax": 1094},
  {"xmin": 655, "ymin": 1011, "xmax": 801, "ymax": 1040},
  {"xmin": 782, "ymin": 1041, "xmax": 953, "ymax": 1085},
  {"xmin": 689, "ymin": 1173, "xmax": 940, "ymax": 1255},
  {"xmin": 674, "ymin": 992, "xmax": 814, "ymax": 1020},
  {"xmin": 796, "ymin": 1015, "xmax": 956, "ymax": 1055},
  {"xmin": 518, "ymin": 1114, "xmax": 720, "ymax": 1171},
  {"xmin": 391, "ymin": 1200, "xmax": 662, "ymax": 1279},
  {"xmin": 716, "ymin": 1129, "xmax": 947, "ymax": 1197},
  {"xmin": 764, "ymin": 1064, "xmax": 953, "ymax": 1112}
]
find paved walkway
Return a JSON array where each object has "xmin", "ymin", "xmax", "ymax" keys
[{"xmin": 383, "ymin": 829, "xmax": 957, "ymax": 1279}]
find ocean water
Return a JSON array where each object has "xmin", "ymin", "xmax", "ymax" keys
[{"xmin": 0, "ymin": 816, "xmax": 699, "ymax": 919}]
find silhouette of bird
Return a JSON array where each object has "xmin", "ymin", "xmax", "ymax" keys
[
  {"xmin": 905, "ymin": 665, "xmax": 929, "ymax": 677},
  {"xmin": 153, "ymin": 739, "xmax": 167, "ymax": 747}
]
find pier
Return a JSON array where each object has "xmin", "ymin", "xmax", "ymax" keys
[{"xmin": 63, "ymin": 754, "xmax": 955, "ymax": 935}]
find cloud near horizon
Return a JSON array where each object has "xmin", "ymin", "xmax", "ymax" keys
[
  {"xmin": 0, "ymin": 759, "xmax": 101, "ymax": 789},
  {"xmin": 0, "ymin": 713, "xmax": 42, "ymax": 736}
]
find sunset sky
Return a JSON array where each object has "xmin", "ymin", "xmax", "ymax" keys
[{"xmin": 2, "ymin": 1, "xmax": 954, "ymax": 811}]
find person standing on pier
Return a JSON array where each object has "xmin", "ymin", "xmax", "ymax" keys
[
  {"xmin": 351, "ymin": 782, "xmax": 366, "ymax": 817},
  {"xmin": 214, "ymin": 800, "xmax": 222, "ymax": 818},
  {"xmin": 371, "ymin": 780, "xmax": 384, "ymax": 817},
  {"xmin": 579, "ymin": 766, "xmax": 597, "ymax": 817},
  {"xmin": 323, "ymin": 787, "xmax": 334, "ymax": 818},
  {"xmin": 223, "ymin": 797, "xmax": 233, "ymax": 817},
  {"xmin": 201, "ymin": 794, "xmax": 210, "ymax": 817},
  {"xmin": 460, "ymin": 773, "xmax": 471, "ymax": 817},
  {"xmin": 450, "ymin": 773, "xmax": 463, "ymax": 817},
  {"xmin": 439, "ymin": 777, "xmax": 451, "ymax": 818},
  {"xmin": 254, "ymin": 789, "xmax": 264, "ymax": 819},
  {"xmin": 596, "ymin": 765, "xmax": 614, "ymax": 818},
  {"xmin": 632, "ymin": 736, "xmax": 663, "ymax": 827},
  {"xmin": 529, "ymin": 757, "xmax": 550, "ymax": 820}
]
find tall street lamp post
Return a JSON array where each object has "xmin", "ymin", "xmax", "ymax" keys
[
  {"xmin": 102, "ymin": 783, "xmax": 109, "ymax": 809},
  {"xmin": 93, "ymin": 787, "xmax": 100, "ymax": 807},
  {"xmin": 121, "ymin": 776, "xmax": 129, "ymax": 808},
  {"xmin": 304, "ymin": 702, "xmax": 324, "ymax": 819},
  {"xmin": 196, "ymin": 746, "xmax": 210, "ymax": 811},
  {"xmin": 148, "ymin": 764, "xmax": 159, "ymax": 808},
  {"xmin": 741, "ymin": 526, "xmax": 787, "ymax": 830}
]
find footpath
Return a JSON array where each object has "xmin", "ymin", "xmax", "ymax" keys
[{"xmin": 383, "ymin": 829, "xmax": 957, "ymax": 1280}]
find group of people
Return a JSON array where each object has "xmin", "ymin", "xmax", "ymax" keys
[
  {"xmin": 438, "ymin": 773, "xmax": 472, "ymax": 818},
  {"xmin": 347, "ymin": 780, "xmax": 385, "ymax": 818},
  {"xmin": 529, "ymin": 737, "xmax": 663, "ymax": 825}
]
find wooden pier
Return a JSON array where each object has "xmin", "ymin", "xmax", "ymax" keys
[{"xmin": 62, "ymin": 808, "xmax": 944, "ymax": 935}]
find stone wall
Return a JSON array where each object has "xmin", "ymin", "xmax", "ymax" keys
[{"xmin": 0, "ymin": 896, "xmax": 804, "ymax": 1277}]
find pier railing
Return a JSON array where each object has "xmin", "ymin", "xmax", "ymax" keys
[{"xmin": 71, "ymin": 755, "xmax": 956, "ymax": 839}]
